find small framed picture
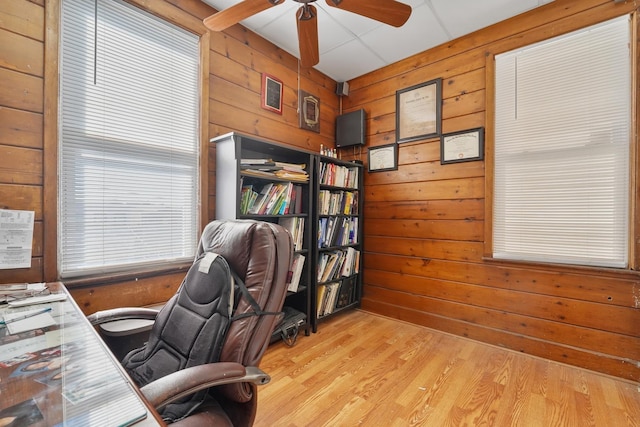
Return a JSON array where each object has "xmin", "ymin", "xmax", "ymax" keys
[
  {"xmin": 440, "ymin": 127, "xmax": 484, "ymax": 164},
  {"xmin": 261, "ymin": 73, "xmax": 283, "ymax": 114},
  {"xmin": 299, "ymin": 90, "xmax": 320, "ymax": 133},
  {"xmin": 368, "ymin": 143, "xmax": 398, "ymax": 172}
]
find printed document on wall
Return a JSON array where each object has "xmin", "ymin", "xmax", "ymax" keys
[{"xmin": 0, "ymin": 210, "xmax": 35, "ymax": 269}]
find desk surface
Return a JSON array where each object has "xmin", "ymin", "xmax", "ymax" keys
[{"xmin": 0, "ymin": 283, "xmax": 164, "ymax": 426}]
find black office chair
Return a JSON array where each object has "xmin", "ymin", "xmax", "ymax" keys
[{"xmin": 88, "ymin": 219, "xmax": 293, "ymax": 426}]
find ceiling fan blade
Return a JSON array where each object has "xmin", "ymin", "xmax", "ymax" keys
[
  {"xmin": 297, "ymin": 5, "xmax": 319, "ymax": 67},
  {"xmin": 325, "ymin": 0, "xmax": 411, "ymax": 27},
  {"xmin": 204, "ymin": 0, "xmax": 284, "ymax": 32}
]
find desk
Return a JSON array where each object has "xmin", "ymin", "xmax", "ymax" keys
[{"xmin": 0, "ymin": 283, "xmax": 164, "ymax": 426}]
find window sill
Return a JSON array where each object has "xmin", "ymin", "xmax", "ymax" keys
[
  {"xmin": 62, "ymin": 262, "xmax": 191, "ymax": 289},
  {"xmin": 481, "ymin": 256, "xmax": 639, "ymax": 279}
]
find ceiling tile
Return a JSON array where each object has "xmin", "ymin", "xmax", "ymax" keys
[
  {"xmin": 430, "ymin": 0, "xmax": 542, "ymax": 39},
  {"xmin": 259, "ymin": 11, "xmax": 301, "ymax": 57},
  {"xmin": 314, "ymin": 6, "xmax": 359, "ymax": 54},
  {"xmin": 315, "ymin": 2, "xmax": 383, "ymax": 37},
  {"xmin": 359, "ymin": 4, "xmax": 448, "ymax": 65},
  {"xmin": 241, "ymin": 2, "xmax": 296, "ymax": 29},
  {"xmin": 316, "ymin": 39, "xmax": 386, "ymax": 82}
]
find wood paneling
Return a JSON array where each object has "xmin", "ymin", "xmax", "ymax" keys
[
  {"xmin": 1, "ymin": 0, "xmax": 638, "ymax": 385},
  {"xmin": 0, "ymin": 145, "xmax": 42, "ymax": 185},
  {"xmin": 0, "ymin": 107, "xmax": 43, "ymax": 149},
  {"xmin": 70, "ymin": 272, "xmax": 183, "ymax": 314},
  {"xmin": 0, "ymin": 29, "xmax": 43, "ymax": 76},
  {"xmin": 0, "ymin": 68, "xmax": 42, "ymax": 113},
  {"xmin": 0, "ymin": 0, "xmax": 44, "ymax": 41},
  {"xmin": 348, "ymin": 0, "xmax": 640, "ymax": 381},
  {"xmin": 0, "ymin": 183, "xmax": 41, "ymax": 216}
]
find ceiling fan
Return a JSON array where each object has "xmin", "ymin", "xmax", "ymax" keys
[{"xmin": 203, "ymin": 0, "xmax": 412, "ymax": 67}]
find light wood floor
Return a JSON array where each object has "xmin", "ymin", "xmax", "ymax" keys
[{"xmin": 255, "ymin": 310, "xmax": 640, "ymax": 427}]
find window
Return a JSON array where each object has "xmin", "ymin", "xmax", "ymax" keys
[
  {"xmin": 59, "ymin": 0, "xmax": 200, "ymax": 277},
  {"xmin": 492, "ymin": 16, "xmax": 631, "ymax": 268}
]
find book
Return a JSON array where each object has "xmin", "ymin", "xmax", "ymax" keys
[
  {"xmin": 325, "ymin": 282, "xmax": 341, "ymax": 315},
  {"xmin": 274, "ymin": 170, "xmax": 309, "ymax": 182},
  {"xmin": 274, "ymin": 161, "xmax": 307, "ymax": 173},
  {"xmin": 317, "ymin": 282, "xmax": 340, "ymax": 316},
  {"xmin": 241, "ymin": 169, "xmax": 278, "ymax": 179},
  {"xmin": 335, "ymin": 277, "xmax": 356, "ymax": 309},
  {"xmin": 320, "ymin": 251, "xmax": 345, "ymax": 283},
  {"xmin": 278, "ymin": 217, "xmax": 305, "ymax": 251},
  {"xmin": 287, "ymin": 253, "xmax": 305, "ymax": 293},
  {"xmin": 241, "ymin": 158, "xmax": 274, "ymax": 165},
  {"xmin": 264, "ymin": 183, "xmax": 289, "ymax": 215},
  {"xmin": 240, "ymin": 164, "xmax": 282, "ymax": 171},
  {"xmin": 240, "ymin": 185, "xmax": 257, "ymax": 215},
  {"xmin": 316, "ymin": 285, "xmax": 327, "ymax": 317},
  {"xmin": 279, "ymin": 182, "xmax": 294, "ymax": 214},
  {"xmin": 293, "ymin": 185, "xmax": 303, "ymax": 214},
  {"xmin": 247, "ymin": 183, "xmax": 273, "ymax": 214}
]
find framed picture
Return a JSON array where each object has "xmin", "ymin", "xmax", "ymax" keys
[
  {"xmin": 396, "ymin": 78, "xmax": 442, "ymax": 143},
  {"xmin": 261, "ymin": 73, "xmax": 283, "ymax": 114},
  {"xmin": 298, "ymin": 90, "xmax": 320, "ymax": 133},
  {"xmin": 368, "ymin": 143, "xmax": 398, "ymax": 172},
  {"xmin": 440, "ymin": 127, "xmax": 484, "ymax": 164}
]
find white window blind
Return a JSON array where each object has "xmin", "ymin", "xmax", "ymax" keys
[
  {"xmin": 493, "ymin": 16, "xmax": 631, "ymax": 268},
  {"xmin": 59, "ymin": 0, "xmax": 200, "ymax": 277}
]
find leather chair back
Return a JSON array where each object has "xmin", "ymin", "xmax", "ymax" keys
[{"xmin": 194, "ymin": 220, "xmax": 292, "ymax": 425}]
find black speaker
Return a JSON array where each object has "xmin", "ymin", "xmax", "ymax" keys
[
  {"xmin": 336, "ymin": 109, "xmax": 366, "ymax": 148},
  {"xmin": 336, "ymin": 82, "xmax": 349, "ymax": 96}
]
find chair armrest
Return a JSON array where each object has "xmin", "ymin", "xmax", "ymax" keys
[
  {"xmin": 87, "ymin": 307, "xmax": 160, "ymax": 326},
  {"xmin": 140, "ymin": 362, "xmax": 270, "ymax": 410}
]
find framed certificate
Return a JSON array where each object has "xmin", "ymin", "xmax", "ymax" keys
[
  {"xmin": 261, "ymin": 73, "xmax": 283, "ymax": 114},
  {"xmin": 368, "ymin": 143, "xmax": 398, "ymax": 172},
  {"xmin": 396, "ymin": 78, "xmax": 442, "ymax": 143},
  {"xmin": 440, "ymin": 127, "xmax": 484, "ymax": 164}
]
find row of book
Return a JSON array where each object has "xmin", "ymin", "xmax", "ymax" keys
[
  {"xmin": 317, "ymin": 247, "xmax": 360, "ymax": 283},
  {"xmin": 318, "ymin": 162, "xmax": 359, "ymax": 188},
  {"xmin": 318, "ymin": 190, "xmax": 358, "ymax": 216},
  {"xmin": 241, "ymin": 182, "xmax": 303, "ymax": 215},
  {"xmin": 286, "ymin": 253, "xmax": 305, "ymax": 293},
  {"xmin": 316, "ymin": 277, "xmax": 356, "ymax": 318},
  {"xmin": 318, "ymin": 216, "xmax": 358, "ymax": 248},
  {"xmin": 278, "ymin": 217, "xmax": 305, "ymax": 251},
  {"xmin": 241, "ymin": 158, "xmax": 309, "ymax": 182}
]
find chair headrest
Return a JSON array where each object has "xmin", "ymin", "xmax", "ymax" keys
[{"xmin": 196, "ymin": 220, "xmax": 271, "ymax": 282}]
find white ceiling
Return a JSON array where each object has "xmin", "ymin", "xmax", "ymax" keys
[{"xmin": 201, "ymin": 0, "xmax": 554, "ymax": 82}]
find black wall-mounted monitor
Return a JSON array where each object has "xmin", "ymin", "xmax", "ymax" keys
[{"xmin": 336, "ymin": 109, "xmax": 366, "ymax": 148}]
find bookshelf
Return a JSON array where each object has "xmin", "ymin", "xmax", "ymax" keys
[
  {"xmin": 313, "ymin": 156, "xmax": 364, "ymax": 332},
  {"xmin": 212, "ymin": 132, "xmax": 314, "ymax": 337}
]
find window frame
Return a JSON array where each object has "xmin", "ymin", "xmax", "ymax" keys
[
  {"xmin": 484, "ymin": 12, "xmax": 638, "ymax": 272},
  {"xmin": 44, "ymin": 0, "xmax": 211, "ymax": 283}
]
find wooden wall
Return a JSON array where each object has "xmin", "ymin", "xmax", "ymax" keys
[
  {"xmin": 0, "ymin": 0, "xmax": 338, "ymax": 313},
  {"xmin": 2, "ymin": 0, "xmax": 638, "ymax": 383},
  {"xmin": 342, "ymin": 0, "xmax": 640, "ymax": 382}
]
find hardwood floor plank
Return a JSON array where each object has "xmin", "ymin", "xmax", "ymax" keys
[{"xmin": 255, "ymin": 310, "xmax": 640, "ymax": 426}]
